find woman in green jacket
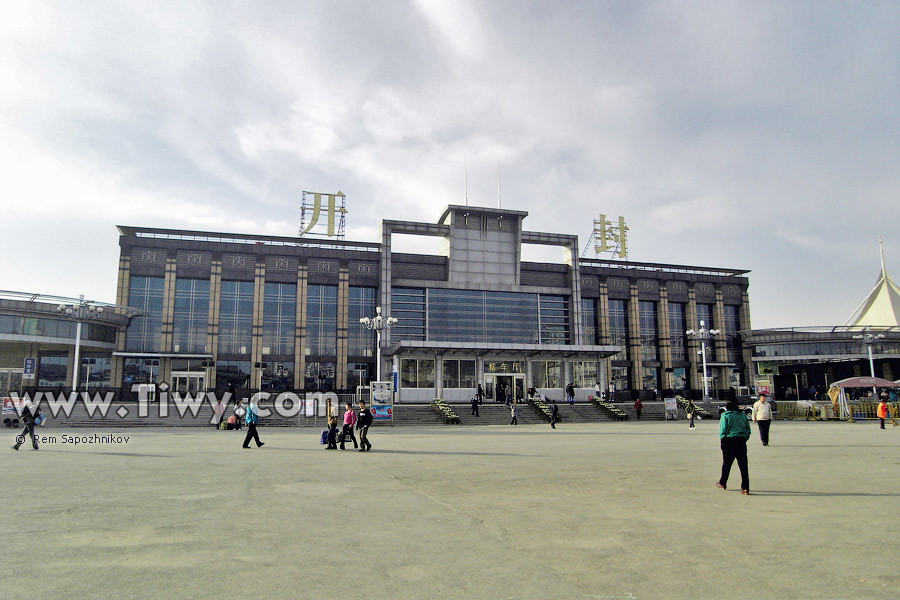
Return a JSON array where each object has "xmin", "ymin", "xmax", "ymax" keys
[{"xmin": 716, "ymin": 399, "xmax": 751, "ymax": 495}]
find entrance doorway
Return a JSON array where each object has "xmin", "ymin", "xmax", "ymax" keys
[
  {"xmin": 485, "ymin": 374, "xmax": 525, "ymax": 403},
  {"xmin": 172, "ymin": 371, "xmax": 205, "ymax": 396}
]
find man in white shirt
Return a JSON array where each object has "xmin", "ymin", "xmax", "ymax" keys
[{"xmin": 751, "ymin": 393, "xmax": 773, "ymax": 446}]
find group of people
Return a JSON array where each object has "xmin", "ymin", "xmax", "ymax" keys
[
  {"xmin": 323, "ymin": 399, "xmax": 374, "ymax": 451},
  {"xmin": 237, "ymin": 397, "xmax": 374, "ymax": 452}
]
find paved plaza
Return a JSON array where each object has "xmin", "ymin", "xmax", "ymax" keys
[{"xmin": 1, "ymin": 419, "xmax": 898, "ymax": 599}]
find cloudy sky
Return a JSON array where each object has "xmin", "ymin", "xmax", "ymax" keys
[{"xmin": 1, "ymin": 1, "xmax": 898, "ymax": 328}]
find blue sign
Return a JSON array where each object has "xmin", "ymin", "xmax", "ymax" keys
[{"xmin": 23, "ymin": 357, "xmax": 36, "ymax": 378}]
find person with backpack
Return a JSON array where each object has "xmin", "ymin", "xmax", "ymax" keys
[
  {"xmin": 357, "ymin": 400, "xmax": 373, "ymax": 452},
  {"xmin": 241, "ymin": 397, "xmax": 264, "ymax": 449},
  {"xmin": 12, "ymin": 400, "xmax": 41, "ymax": 451}
]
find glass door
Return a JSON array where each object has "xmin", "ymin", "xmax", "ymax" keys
[{"xmin": 172, "ymin": 371, "xmax": 205, "ymax": 396}]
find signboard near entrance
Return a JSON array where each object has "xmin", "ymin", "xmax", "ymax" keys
[
  {"xmin": 23, "ymin": 358, "xmax": 36, "ymax": 379},
  {"xmin": 371, "ymin": 381, "xmax": 393, "ymax": 423}
]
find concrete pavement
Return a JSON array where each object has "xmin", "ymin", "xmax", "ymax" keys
[{"xmin": 1, "ymin": 419, "xmax": 898, "ymax": 599}]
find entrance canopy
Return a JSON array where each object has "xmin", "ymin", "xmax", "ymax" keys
[{"xmin": 830, "ymin": 376, "xmax": 897, "ymax": 389}]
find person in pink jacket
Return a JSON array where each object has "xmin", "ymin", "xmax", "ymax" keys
[{"xmin": 340, "ymin": 401, "xmax": 358, "ymax": 450}]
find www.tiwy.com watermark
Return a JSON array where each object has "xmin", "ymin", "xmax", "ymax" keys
[{"xmin": 2, "ymin": 386, "xmax": 347, "ymax": 425}]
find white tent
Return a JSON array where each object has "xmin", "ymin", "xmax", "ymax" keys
[{"xmin": 845, "ymin": 239, "xmax": 900, "ymax": 328}]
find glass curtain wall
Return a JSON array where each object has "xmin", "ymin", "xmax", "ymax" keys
[
  {"xmin": 581, "ymin": 299, "xmax": 597, "ymax": 345},
  {"xmin": 723, "ymin": 305, "xmax": 742, "ymax": 364},
  {"xmin": 608, "ymin": 299, "xmax": 629, "ymax": 360},
  {"xmin": 219, "ymin": 281, "xmax": 254, "ymax": 355},
  {"xmin": 668, "ymin": 302, "xmax": 687, "ymax": 361},
  {"xmin": 262, "ymin": 282, "xmax": 296, "ymax": 356},
  {"xmin": 173, "ymin": 278, "xmax": 209, "ymax": 354},
  {"xmin": 639, "ymin": 301, "xmax": 658, "ymax": 360},
  {"xmin": 306, "ymin": 285, "xmax": 337, "ymax": 357},
  {"xmin": 126, "ymin": 276, "xmax": 164, "ymax": 352},
  {"xmin": 348, "ymin": 287, "xmax": 376, "ymax": 357}
]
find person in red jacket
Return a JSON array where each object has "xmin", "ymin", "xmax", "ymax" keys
[
  {"xmin": 877, "ymin": 396, "xmax": 888, "ymax": 429},
  {"xmin": 633, "ymin": 397, "xmax": 643, "ymax": 420}
]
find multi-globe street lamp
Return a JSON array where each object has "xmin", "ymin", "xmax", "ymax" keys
[
  {"xmin": 852, "ymin": 326, "xmax": 885, "ymax": 397},
  {"xmin": 686, "ymin": 320, "xmax": 720, "ymax": 400},
  {"xmin": 359, "ymin": 306, "xmax": 398, "ymax": 383},
  {"xmin": 56, "ymin": 295, "xmax": 104, "ymax": 392}
]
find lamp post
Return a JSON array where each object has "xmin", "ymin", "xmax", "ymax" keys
[
  {"xmin": 359, "ymin": 306, "xmax": 398, "ymax": 383},
  {"xmin": 686, "ymin": 320, "xmax": 720, "ymax": 401},
  {"xmin": 56, "ymin": 295, "xmax": 104, "ymax": 393},
  {"xmin": 852, "ymin": 327, "xmax": 885, "ymax": 397}
]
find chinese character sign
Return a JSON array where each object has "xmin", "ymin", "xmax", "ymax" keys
[
  {"xmin": 300, "ymin": 191, "xmax": 347, "ymax": 238},
  {"xmin": 594, "ymin": 214, "xmax": 628, "ymax": 259}
]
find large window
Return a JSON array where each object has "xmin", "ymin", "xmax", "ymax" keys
[
  {"xmin": 392, "ymin": 288, "xmax": 570, "ymax": 345},
  {"xmin": 723, "ymin": 305, "xmax": 742, "ymax": 363},
  {"xmin": 123, "ymin": 358, "xmax": 159, "ymax": 385},
  {"xmin": 38, "ymin": 353, "xmax": 68, "ymax": 387},
  {"xmin": 442, "ymin": 359, "xmax": 476, "ymax": 388},
  {"xmin": 391, "ymin": 288, "xmax": 426, "ymax": 341},
  {"xmin": 696, "ymin": 304, "xmax": 714, "ymax": 331},
  {"xmin": 126, "ymin": 276, "xmax": 164, "ymax": 352},
  {"xmin": 401, "ymin": 358, "xmax": 435, "ymax": 388},
  {"xmin": 581, "ymin": 299, "xmax": 597, "ymax": 345},
  {"xmin": 306, "ymin": 285, "xmax": 337, "ymax": 357},
  {"xmin": 571, "ymin": 361, "xmax": 598, "ymax": 388},
  {"xmin": 668, "ymin": 302, "xmax": 687, "ymax": 362},
  {"xmin": 219, "ymin": 281, "xmax": 254, "ymax": 355},
  {"xmin": 532, "ymin": 360, "xmax": 561, "ymax": 388},
  {"xmin": 611, "ymin": 366, "xmax": 629, "ymax": 391},
  {"xmin": 348, "ymin": 287, "xmax": 376, "ymax": 357},
  {"xmin": 639, "ymin": 301, "xmax": 658, "ymax": 360},
  {"xmin": 539, "ymin": 295, "xmax": 570, "ymax": 344},
  {"xmin": 305, "ymin": 361, "xmax": 336, "ymax": 391},
  {"xmin": 81, "ymin": 354, "xmax": 111, "ymax": 389},
  {"xmin": 216, "ymin": 360, "xmax": 251, "ymax": 390},
  {"xmin": 608, "ymin": 299, "xmax": 629, "ymax": 360},
  {"xmin": 173, "ymin": 278, "xmax": 209, "ymax": 354},
  {"xmin": 263, "ymin": 282, "xmax": 296, "ymax": 356}
]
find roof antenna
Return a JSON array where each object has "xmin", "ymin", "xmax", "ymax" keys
[
  {"xmin": 879, "ymin": 236, "xmax": 886, "ymax": 276},
  {"xmin": 464, "ymin": 154, "xmax": 469, "ymax": 207},
  {"xmin": 497, "ymin": 155, "xmax": 501, "ymax": 209}
]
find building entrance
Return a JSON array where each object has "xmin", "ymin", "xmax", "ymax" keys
[
  {"xmin": 485, "ymin": 374, "xmax": 524, "ymax": 403},
  {"xmin": 172, "ymin": 371, "xmax": 205, "ymax": 396}
]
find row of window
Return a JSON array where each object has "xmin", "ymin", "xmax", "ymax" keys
[
  {"xmin": 400, "ymin": 359, "xmax": 601, "ymax": 389},
  {"xmin": 391, "ymin": 288, "xmax": 571, "ymax": 344},
  {"xmin": 0, "ymin": 315, "xmax": 117, "ymax": 343},
  {"xmin": 126, "ymin": 277, "xmax": 376, "ymax": 357}
]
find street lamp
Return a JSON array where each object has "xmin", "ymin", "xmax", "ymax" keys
[
  {"xmin": 359, "ymin": 306, "xmax": 398, "ymax": 382},
  {"xmin": 57, "ymin": 295, "xmax": 104, "ymax": 393},
  {"xmin": 686, "ymin": 320, "xmax": 720, "ymax": 401},
  {"xmin": 852, "ymin": 327, "xmax": 885, "ymax": 397}
]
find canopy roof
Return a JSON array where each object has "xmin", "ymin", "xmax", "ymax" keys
[
  {"xmin": 845, "ymin": 240, "xmax": 900, "ymax": 328},
  {"xmin": 830, "ymin": 376, "xmax": 896, "ymax": 389}
]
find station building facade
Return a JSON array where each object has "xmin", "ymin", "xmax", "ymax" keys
[{"xmin": 108, "ymin": 205, "xmax": 752, "ymax": 403}]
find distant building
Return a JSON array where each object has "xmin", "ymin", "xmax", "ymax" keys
[
  {"xmin": 2, "ymin": 205, "xmax": 753, "ymax": 402},
  {"xmin": 743, "ymin": 243, "xmax": 900, "ymax": 398}
]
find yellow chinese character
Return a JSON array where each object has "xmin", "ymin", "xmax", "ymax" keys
[
  {"xmin": 300, "ymin": 192, "xmax": 347, "ymax": 236},
  {"xmin": 594, "ymin": 214, "xmax": 629, "ymax": 259}
]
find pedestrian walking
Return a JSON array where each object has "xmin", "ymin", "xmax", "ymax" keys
[
  {"xmin": 594, "ymin": 382, "xmax": 601, "ymax": 400},
  {"xmin": 510, "ymin": 400, "xmax": 518, "ymax": 425},
  {"xmin": 752, "ymin": 393, "xmax": 773, "ymax": 446},
  {"xmin": 550, "ymin": 399, "xmax": 559, "ymax": 429},
  {"xmin": 477, "ymin": 384, "xmax": 484, "ymax": 405},
  {"xmin": 471, "ymin": 393, "xmax": 480, "ymax": 417},
  {"xmin": 633, "ymin": 397, "xmax": 643, "ymax": 420},
  {"xmin": 341, "ymin": 401, "xmax": 358, "ymax": 449},
  {"xmin": 877, "ymin": 396, "xmax": 888, "ymax": 429},
  {"xmin": 687, "ymin": 399, "xmax": 696, "ymax": 429},
  {"xmin": 11, "ymin": 400, "xmax": 41, "ymax": 451},
  {"xmin": 357, "ymin": 400, "xmax": 373, "ymax": 452},
  {"xmin": 566, "ymin": 383, "xmax": 575, "ymax": 405},
  {"xmin": 717, "ymin": 398, "xmax": 751, "ymax": 494},
  {"xmin": 241, "ymin": 397, "xmax": 264, "ymax": 449}
]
